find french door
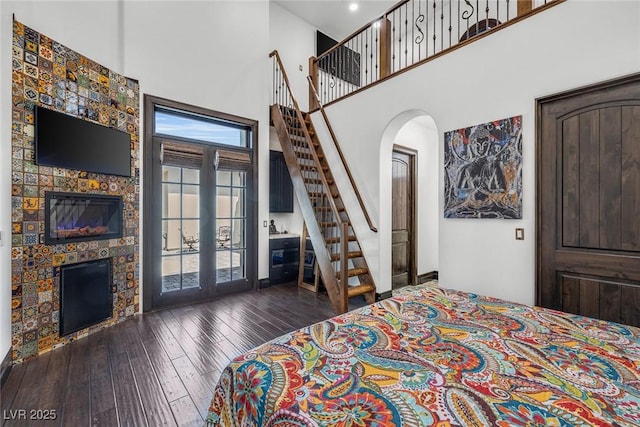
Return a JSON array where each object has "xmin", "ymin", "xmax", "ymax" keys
[{"xmin": 143, "ymin": 95, "xmax": 257, "ymax": 310}]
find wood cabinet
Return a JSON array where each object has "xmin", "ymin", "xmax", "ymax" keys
[
  {"xmin": 269, "ymin": 236, "xmax": 299, "ymax": 285},
  {"xmin": 269, "ymin": 150, "xmax": 294, "ymax": 213}
]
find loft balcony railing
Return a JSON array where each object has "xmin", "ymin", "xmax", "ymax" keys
[{"xmin": 309, "ymin": 0, "xmax": 563, "ymax": 107}]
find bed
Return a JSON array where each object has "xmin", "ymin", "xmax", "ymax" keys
[{"xmin": 206, "ymin": 287, "xmax": 640, "ymax": 426}]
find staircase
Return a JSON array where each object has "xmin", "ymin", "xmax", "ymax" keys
[{"xmin": 270, "ymin": 51, "xmax": 376, "ymax": 314}]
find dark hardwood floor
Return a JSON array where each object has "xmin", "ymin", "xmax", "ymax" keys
[{"xmin": 1, "ymin": 282, "xmax": 361, "ymax": 426}]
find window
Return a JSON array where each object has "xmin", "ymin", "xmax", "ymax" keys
[{"xmin": 154, "ymin": 107, "xmax": 252, "ymax": 147}]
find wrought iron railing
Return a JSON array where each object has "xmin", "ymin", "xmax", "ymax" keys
[{"xmin": 310, "ymin": 0, "xmax": 562, "ymax": 106}]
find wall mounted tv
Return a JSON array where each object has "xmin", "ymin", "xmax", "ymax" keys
[{"xmin": 35, "ymin": 106, "xmax": 131, "ymax": 177}]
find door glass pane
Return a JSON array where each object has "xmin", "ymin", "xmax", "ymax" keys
[
  {"xmin": 232, "ymin": 188, "xmax": 245, "ymax": 217},
  {"xmin": 217, "ymin": 171, "xmax": 231, "ymax": 186},
  {"xmin": 162, "ymin": 255, "xmax": 181, "ymax": 292},
  {"xmin": 182, "ymin": 186, "xmax": 199, "ymax": 219},
  {"xmin": 231, "ymin": 219, "xmax": 246, "ymax": 249},
  {"xmin": 216, "ymin": 186, "xmax": 231, "ymax": 218},
  {"xmin": 216, "ymin": 170, "xmax": 247, "ymax": 283},
  {"xmin": 161, "ymin": 166, "xmax": 201, "ymax": 293},
  {"xmin": 232, "ymin": 250, "xmax": 246, "ymax": 281},
  {"xmin": 182, "ymin": 168, "xmax": 199, "ymax": 184},
  {"xmin": 182, "ymin": 253, "xmax": 199, "ymax": 289},
  {"xmin": 162, "ymin": 165, "xmax": 181, "ymax": 183}
]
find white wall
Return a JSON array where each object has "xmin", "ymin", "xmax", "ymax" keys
[
  {"xmin": 122, "ymin": 0, "xmax": 271, "ymax": 280},
  {"xmin": 317, "ymin": 0, "xmax": 640, "ymax": 303},
  {"xmin": 269, "ymin": 2, "xmax": 316, "ymax": 110}
]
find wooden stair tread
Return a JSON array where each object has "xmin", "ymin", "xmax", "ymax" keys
[
  {"xmin": 324, "ymin": 235, "xmax": 356, "ymax": 244},
  {"xmin": 330, "ymin": 251, "xmax": 362, "ymax": 261},
  {"xmin": 338, "ymin": 267, "xmax": 369, "ymax": 277},
  {"xmin": 304, "ymin": 177, "xmax": 324, "ymax": 184},
  {"xmin": 347, "ymin": 284, "xmax": 376, "ymax": 298},
  {"xmin": 319, "ymin": 221, "xmax": 339, "ymax": 227},
  {"xmin": 314, "ymin": 206, "xmax": 345, "ymax": 212}
]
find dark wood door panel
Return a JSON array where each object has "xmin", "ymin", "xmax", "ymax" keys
[
  {"xmin": 391, "ymin": 150, "xmax": 414, "ymax": 289},
  {"xmin": 621, "ymin": 106, "xmax": 640, "ymax": 251},
  {"xmin": 560, "ymin": 106, "xmax": 640, "ymax": 252},
  {"xmin": 558, "ymin": 272, "xmax": 640, "ymax": 326},
  {"xmin": 555, "ymin": 250, "xmax": 640, "ymax": 281},
  {"xmin": 538, "ymin": 73, "xmax": 640, "ymax": 327}
]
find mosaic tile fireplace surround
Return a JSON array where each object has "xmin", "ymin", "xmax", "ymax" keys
[{"xmin": 10, "ymin": 20, "xmax": 140, "ymax": 363}]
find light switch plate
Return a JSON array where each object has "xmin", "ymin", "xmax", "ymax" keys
[{"xmin": 515, "ymin": 228, "xmax": 524, "ymax": 240}]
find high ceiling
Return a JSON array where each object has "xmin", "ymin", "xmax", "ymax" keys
[{"xmin": 274, "ymin": 0, "xmax": 399, "ymax": 40}]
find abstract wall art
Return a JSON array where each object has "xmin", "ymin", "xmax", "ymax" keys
[{"xmin": 444, "ymin": 116, "xmax": 522, "ymax": 219}]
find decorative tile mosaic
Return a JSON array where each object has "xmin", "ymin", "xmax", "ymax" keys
[{"xmin": 11, "ymin": 21, "xmax": 140, "ymax": 364}]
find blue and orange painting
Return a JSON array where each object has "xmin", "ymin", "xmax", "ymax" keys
[{"xmin": 444, "ymin": 116, "xmax": 522, "ymax": 219}]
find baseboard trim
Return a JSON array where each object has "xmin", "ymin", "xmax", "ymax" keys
[
  {"xmin": 417, "ymin": 271, "xmax": 438, "ymax": 284},
  {"xmin": 258, "ymin": 278, "xmax": 271, "ymax": 289},
  {"xmin": 1, "ymin": 348, "xmax": 12, "ymax": 388},
  {"xmin": 376, "ymin": 290, "xmax": 393, "ymax": 301}
]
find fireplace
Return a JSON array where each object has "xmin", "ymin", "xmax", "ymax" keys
[
  {"xmin": 45, "ymin": 192, "xmax": 123, "ymax": 245},
  {"xmin": 60, "ymin": 258, "xmax": 113, "ymax": 336}
]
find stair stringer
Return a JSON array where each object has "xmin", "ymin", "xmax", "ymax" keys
[
  {"xmin": 271, "ymin": 105, "xmax": 346, "ymax": 313},
  {"xmin": 302, "ymin": 115, "xmax": 377, "ymax": 304}
]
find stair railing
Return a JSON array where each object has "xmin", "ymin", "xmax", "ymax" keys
[
  {"xmin": 270, "ymin": 50, "xmax": 350, "ymax": 312},
  {"xmin": 307, "ymin": 76, "xmax": 378, "ymax": 233},
  {"xmin": 309, "ymin": 0, "xmax": 564, "ymax": 106}
]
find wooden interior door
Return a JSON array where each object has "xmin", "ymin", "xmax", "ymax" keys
[
  {"xmin": 537, "ymin": 74, "xmax": 640, "ymax": 326},
  {"xmin": 392, "ymin": 150, "xmax": 415, "ymax": 289}
]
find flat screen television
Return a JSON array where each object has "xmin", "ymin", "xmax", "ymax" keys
[{"xmin": 35, "ymin": 106, "xmax": 131, "ymax": 177}]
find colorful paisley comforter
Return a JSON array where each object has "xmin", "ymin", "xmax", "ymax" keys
[{"xmin": 206, "ymin": 287, "xmax": 640, "ymax": 426}]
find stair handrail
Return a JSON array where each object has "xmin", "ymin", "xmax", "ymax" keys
[
  {"xmin": 307, "ymin": 76, "xmax": 378, "ymax": 233},
  {"xmin": 270, "ymin": 50, "xmax": 350, "ymax": 309},
  {"xmin": 270, "ymin": 51, "xmax": 346, "ymax": 233}
]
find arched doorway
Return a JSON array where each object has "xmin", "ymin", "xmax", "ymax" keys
[{"xmin": 379, "ymin": 112, "xmax": 439, "ymax": 291}]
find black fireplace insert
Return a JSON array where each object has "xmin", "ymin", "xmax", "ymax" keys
[
  {"xmin": 60, "ymin": 258, "xmax": 113, "ymax": 336},
  {"xmin": 45, "ymin": 192, "xmax": 123, "ymax": 245}
]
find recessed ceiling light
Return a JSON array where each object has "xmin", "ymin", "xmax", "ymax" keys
[{"xmin": 349, "ymin": 3, "xmax": 358, "ymax": 12}]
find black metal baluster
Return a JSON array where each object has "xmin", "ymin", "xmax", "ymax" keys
[
  {"xmin": 271, "ymin": 58, "xmax": 275, "ymax": 105},
  {"xmin": 376, "ymin": 23, "xmax": 380, "ymax": 81},
  {"xmin": 485, "ymin": 0, "xmax": 489, "ymax": 35},
  {"xmin": 332, "ymin": 53, "xmax": 336, "ymax": 103},
  {"xmin": 506, "ymin": 0, "xmax": 510, "ymax": 21},
  {"xmin": 323, "ymin": 57, "xmax": 327, "ymax": 104},
  {"xmin": 370, "ymin": 26, "xmax": 374, "ymax": 83},
  {"xmin": 365, "ymin": 28, "xmax": 369, "ymax": 86},
  {"xmin": 432, "ymin": 0, "xmax": 436, "ymax": 54},
  {"xmin": 449, "ymin": 0, "xmax": 452, "ymax": 48},
  {"xmin": 425, "ymin": 0, "xmax": 429, "ymax": 57},
  {"xmin": 338, "ymin": 44, "xmax": 342, "ymax": 100},
  {"xmin": 476, "ymin": 0, "xmax": 479, "ymax": 39},
  {"xmin": 412, "ymin": 0, "xmax": 415, "ymax": 64},
  {"xmin": 392, "ymin": 10, "xmax": 396, "ymax": 73},
  {"xmin": 440, "ymin": 0, "xmax": 444, "ymax": 51},
  {"xmin": 404, "ymin": 3, "xmax": 408, "ymax": 69}
]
